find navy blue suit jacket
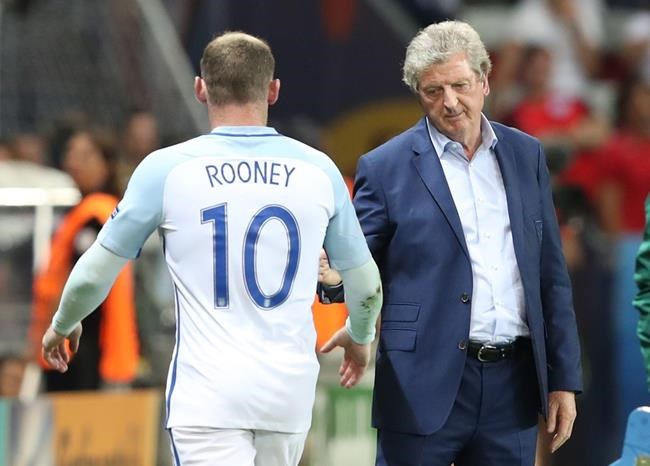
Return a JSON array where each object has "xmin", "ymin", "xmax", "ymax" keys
[{"xmin": 354, "ymin": 117, "xmax": 583, "ymax": 435}]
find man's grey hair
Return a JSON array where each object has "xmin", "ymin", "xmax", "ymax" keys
[{"xmin": 402, "ymin": 21, "xmax": 492, "ymax": 93}]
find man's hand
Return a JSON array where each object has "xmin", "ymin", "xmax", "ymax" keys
[
  {"xmin": 547, "ymin": 390, "xmax": 577, "ymax": 453},
  {"xmin": 42, "ymin": 324, "xmax": 82, "ymax": 373},
  {"xmin": 319, "ymin": 249, "xmax": 342, "ymax": 286},
  {"xmin": 320, "ymin": 327, "xmax": 370, "ymax": 388}
]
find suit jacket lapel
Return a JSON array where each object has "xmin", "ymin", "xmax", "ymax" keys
[
  {"xmin": 493, "ymin": 126, "xmax": 525, "ymax": 268},
  {"xmin": 411, "ymin": 118, "xmax": 470, "ymax": 261}
]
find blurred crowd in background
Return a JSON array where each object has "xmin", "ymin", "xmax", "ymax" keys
[{"xmin": 0, "ymin": 0, "xmax": 648, "ymax": 465}]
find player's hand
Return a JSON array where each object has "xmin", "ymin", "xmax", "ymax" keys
[
  {"xmin": 546, "ymin": 390, "xmax": 577, "ymax": 453},
  {"xmin": 320, "ymin": 327, "xmax": 370, "ymax": 388},
  {"xmin": 42, "ymin": 323, "xmax": 82, "ymax": 373},
  {"xmin": 318, "ymin": 249, "xmax": 342, "ymax": 286}
]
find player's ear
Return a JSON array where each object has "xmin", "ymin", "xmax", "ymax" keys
[
  {"xmin": 194, "ymin": 76, "xmax": 208, "ymax": 104},
  {"xmin": 268, "ymin": 79, "xmax": 280, "ymax": 106}
]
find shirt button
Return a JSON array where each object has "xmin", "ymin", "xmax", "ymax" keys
[
  {"xmin": 458, "ymin": 340, "xmax": 468, "ymax": 350},
  {"xmin": 460, "ymin": 293, "xmax": 470, "ymax": 304}
]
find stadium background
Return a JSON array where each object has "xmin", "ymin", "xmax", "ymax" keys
[{"xmin": 0, "ymin": 0, "xmax": 648, "ymax": 464}]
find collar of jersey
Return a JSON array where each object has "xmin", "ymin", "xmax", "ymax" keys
[{"xmin": 209, "ymin": 126, "xmax": 280, "ymax": 137}]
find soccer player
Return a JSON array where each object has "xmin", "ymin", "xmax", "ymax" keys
[{"xmin": 41, "ymin": 31, "xmax": 382, "ymax": 466}]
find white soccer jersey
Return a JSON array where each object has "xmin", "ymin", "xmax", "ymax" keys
[{"xmin": 98, "ymin": 126, "xmax": 370, "ymax": 433}]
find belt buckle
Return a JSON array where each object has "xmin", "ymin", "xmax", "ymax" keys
[{"xmin": 477, "ymin": 344, "xmax": 498, "ymax": 362}]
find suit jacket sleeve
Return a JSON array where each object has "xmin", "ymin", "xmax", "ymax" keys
[
  {"xmin": 353, "ymin": 155, "xmax": 391, "ymax": 262},
  {"xmin": 537, "ymin": 144, "xmax": 583, "ymax": 393}
]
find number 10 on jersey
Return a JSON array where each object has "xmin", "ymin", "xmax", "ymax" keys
[{"xmin": 201, "ymin": 204, "xmax": 301, "ymax": 310}]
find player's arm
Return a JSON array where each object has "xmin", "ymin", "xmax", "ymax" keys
[
  {"xmin": 321, "ymin": 261, "xmax": 382, "ymax": 390},
  {"xmin": 318, "ymin": 154, "xmax": 390, "ymax": 306},
  {"xmin": 42, "ymin": 241, "xmax": 129, "ymax": 372},
  {"xmin": 320, "ymin": 257, "xmax": 382, "ymax": 388},
  {"xmin": 339, "ymin": 258, "xmax": 382, "ymax": 344},
  {"xmin": 317, "ymin": 251, "xmax": 381, "ymax": 342},
  {"xmin": 317, "ymin": 158, "xmax": 383, "ymax": 387},
  {"xmin": 42, "ymin": 150, "xmax": 172, "ymax": 372}
]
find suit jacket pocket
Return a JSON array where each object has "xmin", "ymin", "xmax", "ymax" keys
[
  {"xmin": 534, "ymin": 219, "xmax": 543, "ymax": 243},
  {"xmin": 382, "ymin": 303, "xmax": 420, "ymax": 322},
  {"xmin": 380, "ymin": 329, "xmax": 416, "ymax": 351}
]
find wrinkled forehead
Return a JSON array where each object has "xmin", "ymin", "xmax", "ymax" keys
[{"xmin": 418, "ymin": 54, "xmax": 479, "ymax": 85}]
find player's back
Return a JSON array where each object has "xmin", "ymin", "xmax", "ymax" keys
[{"xmin": 158, "ymin": 126, "xmax": 340, "ymax": 432}]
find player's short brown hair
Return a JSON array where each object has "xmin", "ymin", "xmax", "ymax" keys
[{"xmin": 200, "ymin": 32, "xmax": 275, "ymax": 105}]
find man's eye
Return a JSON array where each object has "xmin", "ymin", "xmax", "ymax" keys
[{"xmin": 453, "ymin": 82, "xmax": 470, "ymax": 91}]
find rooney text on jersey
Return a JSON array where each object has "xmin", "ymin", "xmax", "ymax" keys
[{"xmin": 205, "ymin": 160, "xmax": 296, "ymax": 188}]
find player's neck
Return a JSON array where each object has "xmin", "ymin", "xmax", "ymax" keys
[{"xmin": 208, "ymin": 103, "xmax": 269, "ymax": 128}]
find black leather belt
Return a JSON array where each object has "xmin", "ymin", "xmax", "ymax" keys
[{"xmin": 467, "ymin": 338, "xmax": 529, "ymax": 363}]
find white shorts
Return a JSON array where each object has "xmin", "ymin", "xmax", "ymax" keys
[{"xmin": 168, "ymin": 427, "xmax": 308, "ymax": 466}]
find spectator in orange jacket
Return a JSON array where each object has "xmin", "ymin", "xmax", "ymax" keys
[{"xmin": 31, "ymin": 127, "xmax": 139, "ymax": 390}]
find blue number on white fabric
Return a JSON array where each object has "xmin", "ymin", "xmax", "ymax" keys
[
  {"xmin": 201, "ymin": 204, "xmax": 229, "ymax": 308},
  {"xmin": 202, "ymin": 204, "xmax": 300, "ymax": 310},
  {"xmin": 244, "ymin": 205, "xmax": 300, "ymax": 309}
]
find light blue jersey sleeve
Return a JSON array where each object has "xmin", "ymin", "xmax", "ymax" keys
[
  {"xmin": 98, "ymin": 150, "xmax": 181, "ymax": 258},
  {"xmin": 320, "ymin": 161, "xmax": 371, "ymax": 271}
]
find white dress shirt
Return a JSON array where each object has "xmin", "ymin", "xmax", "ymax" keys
[{"xmin": 426, "ymin": 116, "xmax": 529, "ymax": 343}]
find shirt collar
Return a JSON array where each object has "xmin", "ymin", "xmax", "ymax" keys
[
  {"xmin": 209, "ymin": 126, "xmax": 279, "ymax": 136},
  {"xmin": 425, "ymin": 114, "xmax": 498, "ymax": 159}
]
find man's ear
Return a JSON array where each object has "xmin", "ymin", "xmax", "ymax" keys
[
  {"xmin": 194, "ymin": 76, "xmax": 208, "ymax": 104},
  {"xmin": 482, "ymin": 76, "xmax": 490, "ymax": 97},
  {"xmin": 268, "ymin": 79, "xmax": 280, "ymax": 106}
]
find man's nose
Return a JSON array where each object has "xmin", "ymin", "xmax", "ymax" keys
[{"xmin": 442, "ymin": 87, "xmax": 458, "ymax": 109}]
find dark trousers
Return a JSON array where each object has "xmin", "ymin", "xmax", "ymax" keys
[{"xmin": 377, "ymin": 342, "xmax": 539, "ymax": 466}]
